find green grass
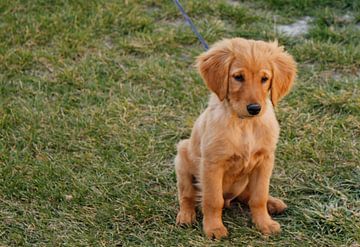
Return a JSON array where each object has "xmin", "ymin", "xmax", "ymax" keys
[{"xmin": 0, "ymin": 0, "xmax": 359, "ymax": 246}]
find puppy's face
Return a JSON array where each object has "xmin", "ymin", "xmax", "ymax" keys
[
  {"xmin": 227, "ymin": 59, "xmax": 272, "ymax": 118},
  {"xmin": 197, "ymin": 38, "xmax": 297, "ymax": 118}
]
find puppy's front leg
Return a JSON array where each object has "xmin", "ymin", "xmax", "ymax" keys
[
  {"xmin": 201, "ymin": 161, "xmax": 228, "ymax": 239},
  {"xmin": 248, "ymin": 154, "xmax": 281, "ymax": 235}
]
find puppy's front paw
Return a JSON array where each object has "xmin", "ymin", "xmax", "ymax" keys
[
  {"xmin": 267, "ymin": 197, "xmax": 287, "ymax": 215},
  {"xmin": 176, "ymin": 209, "xmax": 196, "ymax": 225},
  {"xmin": 255, "ymin": 219, "xmax": 281, "ymax": 235},
  {"xmin": 204, "ymin": 223, "xmax": 228, "ymax": 239}
]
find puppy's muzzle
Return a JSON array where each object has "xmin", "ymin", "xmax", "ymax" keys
[{"xmin": 247, "ymin": 103, "xmax": 261, "ymax": 115}]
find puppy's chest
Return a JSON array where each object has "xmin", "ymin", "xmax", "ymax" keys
[{"xmin": 225, "ymin": 127, "xmax": 269, "ymax": 174}]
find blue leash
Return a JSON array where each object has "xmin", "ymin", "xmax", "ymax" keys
[{"xmin": 173, "ymin": 0, "xmax": 209, "ymax": 50}]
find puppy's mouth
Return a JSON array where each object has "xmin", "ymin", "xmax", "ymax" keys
[{"xmin": 237, "ymin": 114, "xmax": 255, "ymax": 119}]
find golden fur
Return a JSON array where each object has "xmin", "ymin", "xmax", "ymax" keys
[{"xmin": 174, "ymin": 38, "xmax": 297, "ymax": 239}]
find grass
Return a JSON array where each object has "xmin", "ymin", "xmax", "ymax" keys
[{"xmin": 0, "ymin": 0, "xmax": 359, "ymax": 246}]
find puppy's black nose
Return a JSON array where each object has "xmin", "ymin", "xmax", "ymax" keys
[{"xmin": 247, "ymin": 104, "xmax": 261, "ymax": 115}]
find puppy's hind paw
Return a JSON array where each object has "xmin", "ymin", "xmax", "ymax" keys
[{"xmin": 267, "ymin": 197, "xmax": 287, "ymax": 215}]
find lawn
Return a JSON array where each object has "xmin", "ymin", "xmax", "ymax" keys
[{"xmin": 0, "ymin": 0, "xmax": 359, "ymax": 246}]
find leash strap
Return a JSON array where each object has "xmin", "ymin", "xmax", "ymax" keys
[{"xmin": 173, "ymin": 0, "xmax": 209, "ymax": 50}]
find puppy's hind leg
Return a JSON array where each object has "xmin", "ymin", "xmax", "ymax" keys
[
  {"xmin": 238, "ymin": 188, "xmax": 287, "ymax": 215},
  {"xmin": 175, "ymin": 140, "xmax": 197, "ymax": 225},
  {"xmin": 267, "ymin": 196, "xmax": 287, "ymax": 215}
]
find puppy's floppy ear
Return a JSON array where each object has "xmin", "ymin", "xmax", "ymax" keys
[
  {"xmin": 270, "ymin": 45, "xmax": 297, "ymax": 106},
  {"xmin": 196, "ymin": 40, "xmax": 233, "ymax": 101}
]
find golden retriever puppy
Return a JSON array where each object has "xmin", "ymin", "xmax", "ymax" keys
[{"xmin": 175, "ymin": 38, "xmax": 296, "ymax": 239}]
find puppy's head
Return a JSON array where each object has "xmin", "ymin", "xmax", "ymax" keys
[{"xmin": 196, "ymin": 38, "xmax": 297, "ymax": 118}]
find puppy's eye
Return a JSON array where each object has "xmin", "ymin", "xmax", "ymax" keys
[
  {"xmin": 261, "ymin": 77, "xmax": 268, "ymax": 83},
  {"xmin": 234, "ymin": 75, "xmax": 244, "ymax": 82}
]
